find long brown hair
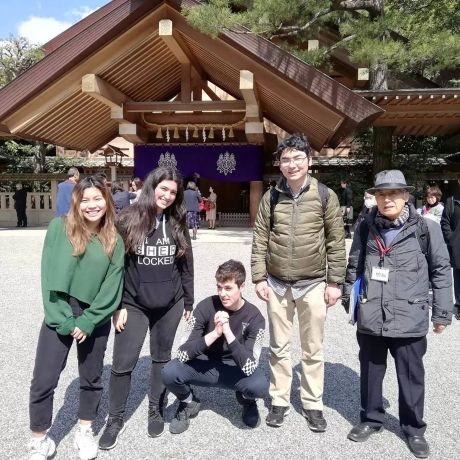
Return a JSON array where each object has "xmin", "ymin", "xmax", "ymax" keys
[
  {"xmin": 65, "ymin": 176, "xmax": 118, "ymax": 257},
  {"xmin": 118, "ymin": 167, "xmax": 188, "ymax": 256}
]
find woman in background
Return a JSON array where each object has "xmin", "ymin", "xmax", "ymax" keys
[
  {"xmin": 205, "ymin": 186, "xmax": 217, "ymax": 229},
  {"xmin": 418, "ymin": 185, "xmax": 444, "ymax": 224}
]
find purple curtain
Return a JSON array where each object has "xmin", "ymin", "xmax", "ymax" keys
[{"xmin": 134, "ymin": 144, "xmax": 263, "ymax": 182}]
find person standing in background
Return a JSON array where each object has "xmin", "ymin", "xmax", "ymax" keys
[
  {"xmin": 13, "ymin": 182, "xmax": 28, "ymax": 227},
  {"xmin": 441, "ymin": 178, "xmax": 460, "ymax": 320},
  {"xmin": 56, "ymin": 167, "xmax": 80, "ymax": 216},
  {"xmin": 130, "ymin": 177, "xmax": 143, "ymax": 204},
  {"xmin": 205, "ymin": 187, "xmax": 217, "ymax": 229},
  {"xmin": 340, "ymin": 179, "xmax": 353, "ymax": 238},
  {"xmin": 417, "ymin": 185, "xmax": 444, "ymax": 224},
  {"xmin": 184, "ymin": 181, "xmax": 201, "ymax": 240}
]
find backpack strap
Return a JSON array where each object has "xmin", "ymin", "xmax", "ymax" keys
[
  {"xmin": 447, "ymin": 196, "xmax": 455, "ymax": 221},
  {"xmin": 317, "ymin": 181, "xmax": 330, "ymax": 217},
  {"xmin": 270, "ymin": 180, "xmax": 330, "ymax": 231},
  {"xmin": 269, "ymin": 187, "xmax": 280, "ymax": 231}
]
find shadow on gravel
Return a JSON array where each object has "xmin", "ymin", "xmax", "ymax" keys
[
  {"xmin": 48, "ymin": 357, "xmax": 152, "ymax": 444},
  {"xmin": 289, "ymin": 362, "xmax": 404, "ymax": 440},
  {"xmin": 47, "ymin": 351, "xmax": 273, "ymax": 444}
]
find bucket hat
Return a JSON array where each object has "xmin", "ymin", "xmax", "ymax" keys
[{"xmin": 366, "ymin": 169, "xmax": 414, "ymax": 194}]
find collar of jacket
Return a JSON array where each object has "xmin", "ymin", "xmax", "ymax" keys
[
  {"xmin": 364, "ymin": 203, "xmax": 419, "ymax": 230},
  {"xmin": 276, "ymin": 175, "xmax": 312, "ymax": 198}
]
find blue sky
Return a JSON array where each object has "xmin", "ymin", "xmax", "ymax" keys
[{"xmin": 0, "ymin": 1, "xmax": 106, "ymax": 44}]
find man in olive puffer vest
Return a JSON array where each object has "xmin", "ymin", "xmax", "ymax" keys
[{"xmin": 251, "ymin": 133, "xmax": 345, "ymax": 431}]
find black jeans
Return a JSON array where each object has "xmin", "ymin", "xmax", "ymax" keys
[
  {"xmin": 108, "ymin": 299, "xmax": 184, "ymax": 417},
  {"xmin": 357, "ymin": 332, "xmax": 427, "ymax": 437},
  {"xmin": 29, "ymin": 320, "xmax": 111, "ymax": 432},
  {"xmin": 452, "ymin": 268, "xmax": 460, "ymax": 317},
  {"xmin": 162, "ymin": 356, "xmax": 269, "ymax": 401}
]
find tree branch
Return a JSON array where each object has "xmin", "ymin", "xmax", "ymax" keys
[{"xmin": 269, "ymin": 8, "xmax": 333, "ymax": 39}]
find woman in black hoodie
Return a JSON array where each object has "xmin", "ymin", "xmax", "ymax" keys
[{"xmin": 99, "ymin": 167, "xmax": 194, "ymax": 450}]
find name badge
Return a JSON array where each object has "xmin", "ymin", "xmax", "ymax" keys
[{"xmin": 371, "ymin": 266, "xmax": 389, "ymax": 283}]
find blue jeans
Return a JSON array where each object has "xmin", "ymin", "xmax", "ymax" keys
[{"xmin": 162, "ymin": 356, "xmax": 269, "ymax": 400}]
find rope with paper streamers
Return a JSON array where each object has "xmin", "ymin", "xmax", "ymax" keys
[{"xmin": 141, "ymin": 113, "xmax": 246, "ymax": 142}]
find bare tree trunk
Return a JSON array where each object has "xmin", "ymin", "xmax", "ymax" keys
[
  {"xmin": 33, "ymin": 141, "xmax": 47, "ymax": 173},
  {"xmin": 372, "ymin": 126, "xmax": 394, "ymax": 175}
]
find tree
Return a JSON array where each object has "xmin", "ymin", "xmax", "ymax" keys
[
  {"xmin": 0, "ymin": 35, "xmax": 44, "ymax": 88},
  {"xmin": 184, "ymin": 1, "xmax": 460, "ymax": 172},
  {"xmin": 0, "ymin": 36, "xmax": 48, "ymax": 171}
]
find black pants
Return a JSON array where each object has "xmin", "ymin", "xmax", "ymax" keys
[
  {"xmin": 29, "ymin": 321, "xmax": 111, "ymax": 432},
  {"xmin": 357, "ymin": 332, "xmax": 427, "ymax": 437},
  {"xmin": 16, "ymin": 206, "xmax": 27, "ymax": 227},
  {"xmin": 162, "ymin": 357, "xmax": 269, "ymax": 401},
  {"xmin": 108, "ymin": 299, "xmax": 184, "ymax": 418},
  {"xmin": 452, "ymin": 269, "xmax": 460, "ymax": 317}
]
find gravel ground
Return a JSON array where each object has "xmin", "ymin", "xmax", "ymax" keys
[{"xmin": 0, "ymin": 226, "xmax": 459, "ymax": 460}]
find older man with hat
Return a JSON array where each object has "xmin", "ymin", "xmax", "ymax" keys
[{"xmin": 343, "ymin": 170, "xmax": 452, "ymax": 458}]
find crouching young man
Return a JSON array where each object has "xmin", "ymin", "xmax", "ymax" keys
[{"xmin": 162, "ymin": 259, "xmax": 268, "ymax": 433}]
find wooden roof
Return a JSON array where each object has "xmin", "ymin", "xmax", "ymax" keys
[
  {"xmin": 0, "ymin": 0, "xmax": 381, "ymax": 152},
  {"xmin": 356, "ymin": 89, "xmax": 460, "ymax": 137}
]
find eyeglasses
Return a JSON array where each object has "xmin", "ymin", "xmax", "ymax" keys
[{"xmin": 279, "ymin": 156, "xmax": 308, "ymax": 167}]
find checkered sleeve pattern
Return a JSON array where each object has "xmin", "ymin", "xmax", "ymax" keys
[
  {"xmin": 242, "ymin": 357, "xmax": 258, "ymax": 376},
  {"xmin": 176, "ymin": 349, "xmax": 190, "ymax": 363}
]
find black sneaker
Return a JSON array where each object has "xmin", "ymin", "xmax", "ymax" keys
[
  {"xmin": 302, "ymin": 409, "xmax": 327, "ymax": 432},
  {"xmin": 266, "ymin": 405, "xmax": 290, "ymax": 427},
  {"xmin": 148, "ymin": 402, "xmax": 165, "ymax": 437},
  {"xmin": 236, "ymin": 391, "xmax": 260, "ymax": 428},
  {"xmin": 169, "ymin": 394, "xmax": 201, "ymax": 434},
  {"xmin": 99, "ymin": 416, "xmax": 126, "ymax": 450}
]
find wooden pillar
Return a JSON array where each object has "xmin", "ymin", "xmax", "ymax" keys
[
  {"xmin": 51, "ymin": 180, "xmax": 57, "ymax": 212},
  {"xmin": 249, "ymin": 181, "xmax": 263, "ymax": 227},
  {"xmin": 110, "ymin": 165, "xmax": 117, "ymax": 182}
]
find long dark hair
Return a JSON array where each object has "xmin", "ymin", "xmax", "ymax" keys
[{"xmin": 118, "ymin": 167, "xmax": 188, "ymax": 256}]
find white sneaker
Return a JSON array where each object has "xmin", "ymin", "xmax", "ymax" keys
[
  {"xmin": 74, "ymin": 425, "xmax": 98, "ymax": 460},
  {"xmin": 28, "ymin": 435, "xmax": 56, "ymax": 459}
]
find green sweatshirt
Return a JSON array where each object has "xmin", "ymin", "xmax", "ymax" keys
[{"xmin": 41, "ymin": 217, "xmax": 125, "ymax": 336}]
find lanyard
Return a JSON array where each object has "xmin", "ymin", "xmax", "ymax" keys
[{"xmin": 373, "ymin": 235, "xmax": 393, "ymax": 267}]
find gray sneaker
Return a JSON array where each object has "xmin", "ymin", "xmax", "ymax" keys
[
  {"xmin": 169, "ymin": 394, "xmax": 201, "ymax": 434},
  {"xmin": 28, "ymin": 435, "xmax": 56, "ymax": 460}
]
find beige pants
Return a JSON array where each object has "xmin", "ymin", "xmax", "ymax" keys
[{"xmin": 267, "ymin": 282, "xmax": 327, "ymax": 410}]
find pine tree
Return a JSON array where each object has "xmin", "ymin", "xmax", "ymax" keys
[{"xmin": 184, "ymin": 1, "xmax": 460, "ymax": 171}]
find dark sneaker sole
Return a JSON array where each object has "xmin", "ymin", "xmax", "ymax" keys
[
  {"xmin": 99, "ymin": 423, "xmax": 127, "ymax": 450},
  {"xmin": 169, "ymin": 404, "xmax": 201, "ymax": 434}
]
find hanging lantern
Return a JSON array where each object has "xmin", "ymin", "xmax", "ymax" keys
[
  {"xmin": 208, "ymin": 127, "xmax": 214, "ymax": 139},
  {"xmin": 192, "ymin": 127, "xmax": 199, "ymax": 138},
  {"xmin": 173, "ymin": 127, "xmax": 179, "ymax": 139},
  {"xmin": 228, "ymin": 127, "xmax": 235, "ymax": 138},
  {"xmin": 156, "ymin": 127, "xmax": 163, "ymax": 139}
]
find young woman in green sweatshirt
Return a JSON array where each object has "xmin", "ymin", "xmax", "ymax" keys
[{"xmin": 28, "ymin": 176, "xmax": 125, "ymax": 460}]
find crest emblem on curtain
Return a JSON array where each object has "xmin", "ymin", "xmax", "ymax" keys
[
  {"xmin": 216, "ymin": 151, "xmax": 236, "ymax": 176},
  {"xmin": 158, "ymin": 152, "xmax": 177, "ymax": 168}
]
